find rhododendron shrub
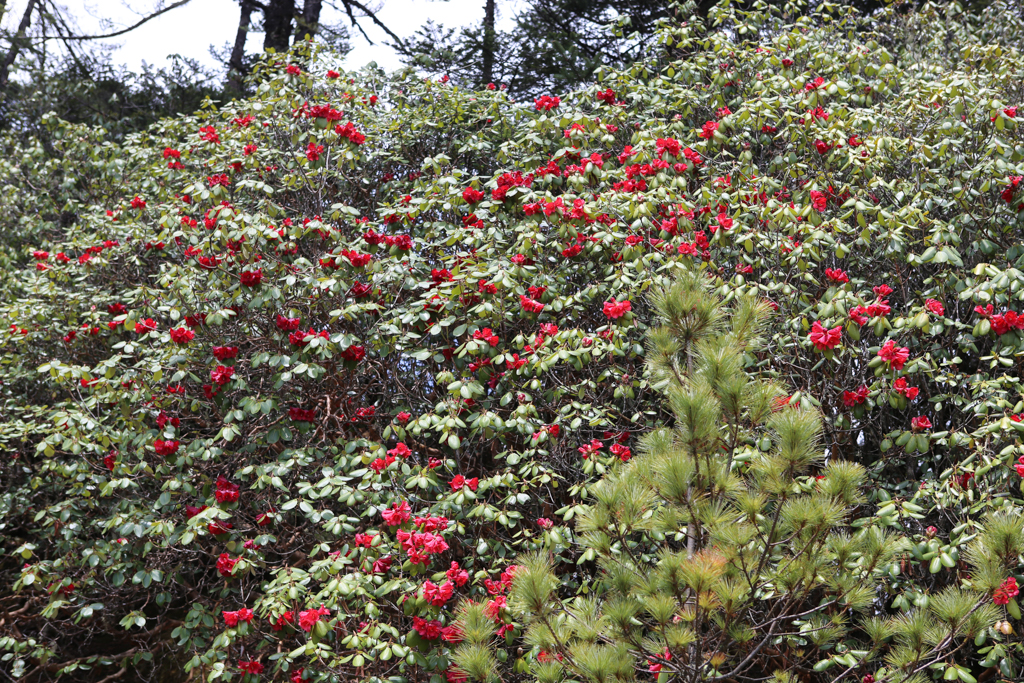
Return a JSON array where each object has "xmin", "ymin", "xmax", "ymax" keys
[{"xmin": 2, "ymin": 1, "xmax": 1024, "ymax": 682}]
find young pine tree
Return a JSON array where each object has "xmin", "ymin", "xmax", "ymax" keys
[{"xmin": 452, "ymin": 271, "xmax": 1007, "ymax": 683}]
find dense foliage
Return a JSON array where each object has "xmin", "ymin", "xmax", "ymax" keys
[{"xmin": 2, "ymin": 2, "xmax": 1024, "ymax": 683}]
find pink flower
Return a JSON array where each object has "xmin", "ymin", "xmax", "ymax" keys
[
  {"xmin": 537, "ymin": 518, "xmax": 553, "ymax": 529},
  {"xmin": 878, "ymin": 340, "xmax": 910, "ymax": 370},
  {"xmin": 808, "ymin": 321, "xmax": 842, "ymax": 350}
]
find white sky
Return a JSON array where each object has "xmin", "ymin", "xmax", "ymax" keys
[{"xmin": 2, "ymin": 0, "xmax": 520, "ymax": 75}]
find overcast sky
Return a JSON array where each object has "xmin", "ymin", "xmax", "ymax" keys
[{"xmin": 2, "ymin": 0, "xmax": 519, "ymax": 75}]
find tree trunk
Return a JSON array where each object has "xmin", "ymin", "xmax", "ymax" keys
[
  {"xmin": 262, "ymin": 0, "xmax": 295, "ymax": 52},
  {"xmin": 294, "ymin": 0, "xmax": 323, "ymax": 42},
  {"xmin": 228, "ymin": 0, "xmax": 256, "ymax": 89},
  {"xmin": 481, "ymin": 0, "xmax": 496, "ymax": 85},
  {"xmin": 0, "ymin": 0, "xmax": 38, "ymax": 90}
]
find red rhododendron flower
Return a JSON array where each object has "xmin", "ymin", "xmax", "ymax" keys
[
  {"xmin": 472, "ymin": 327, "xmax": 500, "ymax": 346},
  {"xmin": 289, "ymin": 407, "xmax": 316, "ymax": 422},
  {"xmin": 306, "ymin": 142, "xmax": 324, "ymax": 161},
  {"xmin": 485, "ymin": 596, "xmax": 507, "ymax": 621},
  {"xmin": 537, "ymin": 518, "xmax": 554, "ymax": 529},
  {"xmin": 534, "ymin": 95, "xmax": 560, "ymax": 111},
  {"xmin": 994, "ymin": 577, "xmax": 1019, "ymax": 605},
  {"xmin": 135, "ymin": 318, "xmax": 157, "ymax": 334},
  {"xmin": 211, "ymin": 364, "xmax": 235, "ymax": 385},
  {"xmin": 422, "ymin": 580, "xmax": 455, "ymax": 606},
  {"xmin": 169, "ymin": 327, "xmax": 194, "ymax": 344},
  {"xmin": 341, "ymin": 344, "xmax": 365, "ymax": 362},
  {"xmin": 925, "ymin": 299, "xmax": 944, "ymax": 316},
  {"xmin": 239, "ymin": 660, "xmax": 263, "ymax": 674},
  {"xmin": 272, "ymin": 611, "xmax": 295, "ymax": 631},
  {"xmin": 878, "ymin": 340, "xmax": 910, "ymax": 370},
  {"xmin": 215, "ymin": 476, "xmax": 240, "ymax": 503},
  {"xmin": 381, "ymin": 500, "xmax": 411, "ymax": 526},
  {"xmin": 298, "ymin": 604, "xmax": 330, "ymax": 631},
  {"xmin": 911, "ymin": 415, "xmax": 932, "ymax": 431},
  {"xmin": 698, "ymin": 121, "xmax": 718, "ymax": 139},
  {"xmin": 446, "ymin": 561, "xmax": 469, "ymax": 586},
  {"xmin": 603, "ymin": 299, "xmax": 631, "ymax": 319},
  {"xmin": 413, "ymin": 616, "xmax": 443, "ymax": 639},
  {"xmin": 462, "ymin": 187, "xmax": 484, "ymax": 204},
  {"xmin": 825, "ymin": 268, "xmax": 849, "ymax": 284},
  {"xmin": 212, "ymin": 346, "xmax": 238, "ymax": 360},
  {"xmin": 396, "ymin": 411, "xmax": 411, "ymax": 423},
  {"xmin": 893, "ymin": 378, "xmax": 919, "ymax": 400},
  {"xmin": 154, "ymin": 439, "xmax": 180, "ymax": 457},
  {"xmin": 240, "ymin": 269, "xmax": 263, "ymax": 287},
  {"xmin": 216, "ymin": 553, "xmax": 238, "ymax": 577},
  {"xmin": 520, "ymin": 295, "xmax": 545, "ymax": 313},
  {"xmin": 808, "ymin": 321, "xmax": 841, "ymax": 350},
  {"xmin": 450, "ymin": 475, "xmax": 479, "ymax": 491},
  {"xmin": 276, "ymin": 314, "xmax": 301, "ymax": 331},
  {"xmin": 810, "ymin": 190, "xmax": 827, "ymax": 211},
  {"xmin": 387, "ymin": 442, "xmax": 411, "ymax": 458}
]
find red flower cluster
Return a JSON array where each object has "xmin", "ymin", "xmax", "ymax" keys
[
  {"xmin": 893, "ymin": 378, "xmax": 919, "ymax": 400},
  {"xmin": 450, "ymin": 475, "xmax": 478, "ymax": 491},
  {"xmin": 223, "ymin": 607, "xmax": 255, "ymax": 626},
  {"xmin": 289, "ymin": 328, "xmax": 328, "ymax": 347},
  {"xmin": 534, "ymin": 95, "xmax": 560, "ymax": 111},
  {"xmin": 240, "ymin": 269, "xmax": 263, "ymax": 287},
  {"xmin": 842, "ymin": 385, "xmax": 869, "ymax": 407},
  {"xmin": 808, "ymin": 321, "xmax": 841, "ymax": 350},
  {"xmin": 395, "ymin": 528, "xmax": 449, "ymax": 565},
  {"xmin": 289, "ymin": 408, "xmax": 316, "ymax": 422},
  {"xmin": 215, "ymin": 476, "xmax": 240, "ymax": 503},
  {"xmin": 825, "ymin": 268, "xmax": 848, "ymax": 284},
  {"xmin": 603, "ymin": 299, "xmax": 631, "ymax": 319},
  {"xmin": 462, "ymin": 187, "xmax": 484, "ymax": 204},
  {"xmin": 910, "ymin": 415, "xmax": 931, "ymax": 431},
  {"xmin": 877, "ymin": 340, "xmax": 910, "ymax": 370},
  {"xmin": 994, "ymin": 577, "xmax": 1019, "ymax": 605},
  {"xmin": 298, "ymin": 605, "xmax": 330, "ymax": 631},
  {"xmin": 335, "ymin": 121, "xmax": 366, "ymax": 144},
  {"xmin": 154, "ymin": 439, "xmax": 180, "ymax": 457},
  {"xmin": 216, "ymin": 553, "xmax": 238, "ymax": 577}
]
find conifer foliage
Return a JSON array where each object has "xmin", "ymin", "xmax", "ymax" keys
[{"xmin": 466, "ymin": 274, "xmax": 1015, "ymax": 683}]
